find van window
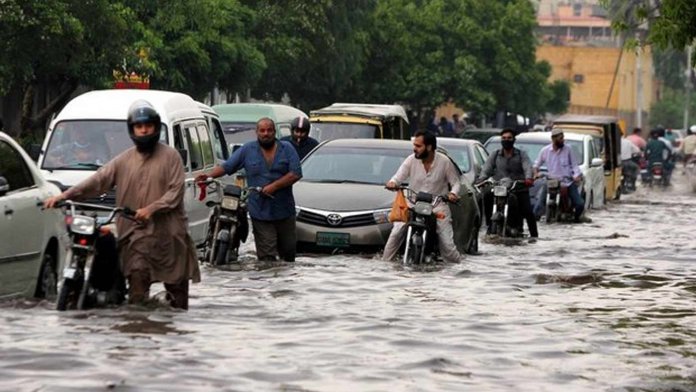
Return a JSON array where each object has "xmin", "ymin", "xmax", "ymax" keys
[
  {"xmin": 278, "ymin": 124, "xmax": 291, "ymax": 138},
  {"xmin": 196, "ymin": 124, "xmax": 215, "ymax": 168},
  {"xmin": 185, "ymin": 125, "xmax": 204, "ymax": 171},
  {"xmin": 209, "ymin": 117, "xmax": 228, "ymax": 160}
]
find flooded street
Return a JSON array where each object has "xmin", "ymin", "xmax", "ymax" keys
[{"xmin": 2, "ymin": 174, "xmax": 695, "ymax": 392}]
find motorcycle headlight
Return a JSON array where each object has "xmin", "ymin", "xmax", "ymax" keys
[
  {"xmin": 493, "ymin": 185, "xmax": 508, "ymax": 197},
  {"xmin": 373, "ymin": 209, "xmax": 391, "ymax": 224},
  {"xmin": 221, "ymin": 196, "xmax": 239, "ymax": 211},
  {"xmin": 414, "ymin": 201, "xmax": 432, "ymax": 216},
  {"xmin": 70, "ymin": 216, "xmax": 95, "ymax": 235}
]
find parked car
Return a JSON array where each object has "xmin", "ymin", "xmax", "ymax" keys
[
  {"xmin": 34, "ymin": 89, "xmax": 229, "ymax": 245},
  {"xmin": 294, "ymin": 139, "xmax": 481, "ymax": 255},
  {"xmin": 309, "ymin": 103, "xmax": 410, "ymax": 142},
  {"xmin": 485, "ymin": 132, "xmax": 606, "ymax": 210},
  {"xmin": 0, "ymin": 132, "xmax": 67, "ymax": 299},
  {"xmin": 460, "ymin": 128, "xmax": 502, "ymax": 145},
  {"xmin": 212, "ymin": 103, "xmax": 307, "ymax": 148},
  {"xmin": 436, "ymin": 138, "xmax": 490, "ymax": 185}
]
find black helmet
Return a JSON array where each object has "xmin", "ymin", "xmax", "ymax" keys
[
  {"xmin": 127, "ymin": 100, "xmax": 161, "ymax": 152},
  {"xmin": 291, "ymin": 116, "xmax": 310, "ymax": 133}
]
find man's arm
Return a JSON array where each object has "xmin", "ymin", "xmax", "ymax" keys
[
  {"xmin": 45, "ymin": 158, "xmax": 118, "ymax": 208},
  {"xmin": 533, "ymin": 147, "xmax": 547, "ymax": 178},
  {"xmin": 569, "ymin": 146, "xmax": 583, "ymax": 180},
  {"xmin": 195, "ymin": 144, "xmax": 244, "ymax": 182},
  {"xmin": 386, "ymin": 155, "xmax": 412, "ymax": 189},
  {"xmin": 138, "ymin": 152, "xmax": 186, "ymax": 221},
  {"xmin": 520, "ymin": 150, "xmax": 533, "ymax": 179},
  {"xmin": 478, "ymin": 151, "xmax": 496, "ymax": 181},
  {"xmin": 445, "ymin": 159, "xmax": 461, "ymax": 201}
]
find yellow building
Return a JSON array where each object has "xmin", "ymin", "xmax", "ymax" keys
[{"xmin": 537, "ymin": 45, "xmax": 654, "ymax": 130}]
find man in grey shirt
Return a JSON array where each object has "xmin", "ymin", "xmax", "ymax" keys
[
  {"xmin": 383, "ymin": 130, "xmax": 463, "ymax": 263},
  {"xmin": 478, "ymin": 128, "xmax": 537, "ymax": 238}
]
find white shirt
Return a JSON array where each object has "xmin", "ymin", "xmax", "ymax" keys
[
  {"xmin": 391, "ymin": 152, "xmax": 461, "ymax": 200},
  {"xmin": 621, "ymin": 137, "xmax": 640, "ymax": 160}
]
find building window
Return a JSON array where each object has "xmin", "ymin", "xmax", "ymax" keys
[
  {"xmin": 573, "ymin": 3, "xmax": 582, "ymax": 17},
  {"xmin": 573, "ymin": 74, "xmax": 584, "ymax": 84}
]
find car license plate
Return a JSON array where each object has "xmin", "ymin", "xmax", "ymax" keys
[{"xmin": 316, "ymin": 232, "xmax": 350, "ymax": 247}]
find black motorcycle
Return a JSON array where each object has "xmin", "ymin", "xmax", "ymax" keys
[
  {"xmin": 476, "ymin": 177, "xmax": 523, "ymax": 238},
  {"xmin": 55, "ymin": 200, "xmax": 134, "ymax": 311},
  {"xmin": 621, "ymin": 153, "xmax": 641, "ymax": 194},
  {"xmin": 200, "ymin": 178, "xmax": 259, "ymax": 265},
  {"xmin": 545, "ymin": 176, "xmax": 575, "ymax": 223},
  {"xmin": 397, "ymin": 187, "xmax": 453, "ymax": 265}
]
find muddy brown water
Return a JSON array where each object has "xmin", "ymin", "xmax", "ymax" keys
[{"xmin": 1, "ymin": 174, "xmax": 695, "ymax": 391}]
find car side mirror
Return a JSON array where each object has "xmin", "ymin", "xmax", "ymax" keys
[
  {"xmin": 28, "ymin": 144, "xmax": 41, "ymax": 161},
  {"xmin": 0, "ymin": 176, "xmax": 9, "ymax": 196},
  {"xmin": 591, "ymin": 158, "xmax": 604, "ymax": 167},
  {"xmin": 177, "ymin": 149, "xmax": 188, "ymax": 165}
]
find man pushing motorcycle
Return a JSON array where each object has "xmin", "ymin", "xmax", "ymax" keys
[
  {"xmin": 45, "ymin": 100, "xmax": 200, "ymax": 309},
  {"xmin": 382, "ymin": 130, "xmax": 463, "ymax": 263}
]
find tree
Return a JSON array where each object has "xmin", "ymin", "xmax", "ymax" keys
[
  {"xmin": 126, "ymin": 0, "xmax": 266, "ymax": 100},
  {"xmin": 601, "ymin": 0, "xmax": 696, "ymax": 50},
  {"xmin": 0, "ymin": 0, "xmax": 140, "ymax": 136}
]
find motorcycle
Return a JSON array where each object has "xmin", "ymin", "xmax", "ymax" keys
[
  {"xmin": 639, "ymin": 153, "xmax": 650, "ymax": 186},
  {"xmin": 396, "ymin": 187, "xmax": 454, "ymax": 265},
  {"xmin": 544, "ymin": 176, "xmax": 574, "ymax": 223},
  {"xmin": 621, "ymin": 153, "xmax": 641, "ymax": 194},
  {"xmin": 200, "ymin": 178, "xmax": 259, "ymax": 265},
  {"xmin": 475, "ymin": 178, "xmax": 524, "ymax": 238},
  {"xmin": 55, "ymin": 200, "xmax": 134, "ymax": 311},
  {"xmin": 648, "ymin": 162, "xmax": 667, "ymax": 188}
]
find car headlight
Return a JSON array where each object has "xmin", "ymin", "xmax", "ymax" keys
[
  {"xmin": 373, "ymin": 209, "xmax": 391, "ymax": 224},
  {"xmin": 221, "ymin": 196, "xmax": 239, "ymax": 211},
  {"xmin": 70, "ymin": 215, "xmax": 95, "ymax": 235}
]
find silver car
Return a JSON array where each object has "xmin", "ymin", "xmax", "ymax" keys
[
  {"xmin": 294, "ymin": 139, "xmax": 481, "ymax": 254},
  {"xmin": 0, "ymin": 132, "xmax": 67, "ymax": 299},
  {"xmin": 437, "ymin": 138, "xmax": 490, "ymax": 184}
]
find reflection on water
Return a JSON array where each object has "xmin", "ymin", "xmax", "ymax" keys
[{"xmin": 1, "ymin": 174, "xmax": 696, "ymax": 391}]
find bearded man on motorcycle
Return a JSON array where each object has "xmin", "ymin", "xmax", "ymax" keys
[
  {"xmin": 478, "ymin": 128, "xmax": 538, "ymax": 238},
  {"xmin": 533, "ymin": 129, "xmax": 587, "ymax": 223},
  {"xmin": 45, "ymin": 101, "xmax": 200, "ymax": 309},
  {"xmin": 383, "ymin": 131, "xmax": 463, "ymax": 263}
]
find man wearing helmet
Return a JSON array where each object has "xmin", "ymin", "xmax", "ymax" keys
[
  {"xmin": 45, "ymin": 100, "xmax": 200, "ymax": 309},
  {"xmin": 281, "ymin": 116, "xmax": 318, "ymax": 160}
]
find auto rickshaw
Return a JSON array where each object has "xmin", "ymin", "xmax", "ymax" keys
[
  {"xmin": 309, "ymin": 103, "xmax": 410, "ymax": 142},
  {"xmin": 551, "ymin": 115, "xmax": 624, "ymax": 201}
]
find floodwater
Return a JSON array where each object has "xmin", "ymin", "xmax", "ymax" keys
[{"xmin": 2, "ymin": 174, "xmax": 696, "ymax": 392}]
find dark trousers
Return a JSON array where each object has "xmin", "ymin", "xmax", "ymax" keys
[
  {"xmin": 251, "ymin": 216, "xmax": 296, "ymax": 262},
  {"xmin": 483, "ymin": 190, "xmax": 538, "ymax": 237},
  {"xmin": 568, "ymin": 183, "xmax": 585, "ymax": 220}
]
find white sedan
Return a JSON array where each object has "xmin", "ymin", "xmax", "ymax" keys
[
  {"xmin": 485, "ymin": 132, "xmax": 606, "ymax": 209},
  {"xmin": 0, "ymin": 132, "xmax": 67, "ymax": 299}
]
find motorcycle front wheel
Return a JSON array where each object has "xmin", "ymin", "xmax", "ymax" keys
[{"xmin": 56, "ymin": 276, "xmax": 83, "ymax": 311}]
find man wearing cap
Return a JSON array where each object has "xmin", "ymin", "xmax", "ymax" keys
[{"xmin": 533, "ymin": 129, "xmax": 587, "ymax": 223}]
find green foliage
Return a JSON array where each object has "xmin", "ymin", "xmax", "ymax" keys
[
  {"xmin": 649, "ymin": 87, "xmax": 696, "ymax": 127},
  {"xmin": 602, "ymin": 0, "xmax": 696, "ymax": 51}
]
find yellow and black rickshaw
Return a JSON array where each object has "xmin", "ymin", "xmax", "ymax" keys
[
  {"xmin": 309, "ymin": 103, "xmax": 410, "ymax": 142},
  {"xmin": 552, "ymin": 115, "xmax": 624, "ymax": 201}
]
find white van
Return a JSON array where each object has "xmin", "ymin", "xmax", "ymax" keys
[{"xmin": 36, "ymin": 89, "xmax": 230, "ymax": 245}]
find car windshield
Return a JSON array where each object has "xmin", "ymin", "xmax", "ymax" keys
[
  {"xmin": 461, "ymin": 131, "xmax": 497, "ymax": 144},
  {"xmin": 438, "ymin": 144, "xmax": 471, "ymax": 173},
  {"xmin": 302, "ymin": 146, "xmax": 411, "ymax": 185},
  {"xmin": 309, "ymin": 122, "xmax": 379, "ymax": 142},
  {"xmin": 42, "ymin": 120, "xmax": 168, "ymax": 170},
  {"xmin": 221, "ymin": 121, "xmax": 257, "ymax": 145}
]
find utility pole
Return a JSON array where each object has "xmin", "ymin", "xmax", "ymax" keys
[
  {"xmin": 684, "ymin": 45, "xmax": 693, "ymax": 131},
  {"xmin": 636, "ymin": 41, "xmax": 643, "ymax": 129}
]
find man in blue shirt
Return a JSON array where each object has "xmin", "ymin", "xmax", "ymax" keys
[{"xmin": 196, "ymin": 118, "xmax": 302, "ymax": 262}]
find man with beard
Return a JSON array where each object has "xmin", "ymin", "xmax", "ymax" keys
[
  {"xmin": 196, "ymin": 118, "xmax": 302, "ymax": 262},
  {"xmin": 45, "ymin": 100, "xmax": 200, "ymax": 309},
  {"xmin": 382, "ymin": 130, "xmax": 463, "ymax": 263},
  {"xmin": 478, "ymin": 128, "xmax": 537, "ymax": 238},
  {"xmin": 281, "ymin": 116, "xmax": 318, "ymax": 160}
]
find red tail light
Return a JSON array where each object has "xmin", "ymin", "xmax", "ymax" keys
[{"xmin": 78, "ymin": 238, "xmax": 88, "ymax": 246}]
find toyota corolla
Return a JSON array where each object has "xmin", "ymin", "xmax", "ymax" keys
[{"xmin": 294, "ymin": 139, "xmax": 481, "ymax": 254}]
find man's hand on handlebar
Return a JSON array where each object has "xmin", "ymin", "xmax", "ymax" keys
[
  {"xmin": 194, "ymin": 173, "xmax": 210, "ymax": 184},
  {"xmin": 134, "ymin": 208, "xmax": 152, "ymax": 223},
  {"xmin": 447, "ymin": 192, "xmax": 459, "ymax": 203},
  {"xmin": 385, "ymin": 180, "xmax": 398, "ymax": 190},
  {"xmin": 44, "ymin": 194, "xmax": 66, "ymax": 209},
  {"xmin": 524, "ymin": 178, "xmax": 534, "ymax": 187}
]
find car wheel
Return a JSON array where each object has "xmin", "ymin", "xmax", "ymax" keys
[{"xmin": 35, "ymin": 252, "xmax": 57, "ymax": 300}]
